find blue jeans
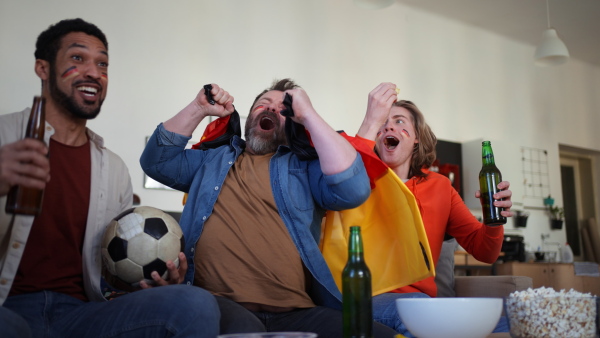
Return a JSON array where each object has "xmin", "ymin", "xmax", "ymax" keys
[
  {"xmin": 215, "ymin": 295, "xmax": 397, "ymax": 337},
  {"xmin": 0, "ymin": 305, "xmax": 31, "ymax": 338},
  {"xmin": 373, "ymin": 292, "xmax": 429, "ymax": 337},
  {"xmin": 373, "ymin": 292, "xmax": 509, "ymax": 337},
  {"xmin": 2, "ymin": 285, "xmax": 219, "ymax": 338}
]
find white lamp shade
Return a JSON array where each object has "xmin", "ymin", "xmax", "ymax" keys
[
  {"xmin": 534, "ymin": 28, "xmax": 570, "ymax": 66},
  {"xmin": 353, "ymin": 0, "xmax": 395, "ymax": 10}
]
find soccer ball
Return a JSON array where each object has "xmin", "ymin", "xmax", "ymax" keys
[{"xmin": 101, "ymin": 206, "xmax": 184, "ymax": 291}]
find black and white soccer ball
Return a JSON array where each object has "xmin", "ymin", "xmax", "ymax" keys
[{"xmin": 101, "ymin": 206, "xmax": 184, "ymax": 291}]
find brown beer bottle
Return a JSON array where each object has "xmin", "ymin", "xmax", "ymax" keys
[
  {"xmin": 5, "ymin": 96, "xmax": 46, "ymax": 215},
  {"xmin": 478, "ymin": 141, "xmax": 506, "ymax": 226}
]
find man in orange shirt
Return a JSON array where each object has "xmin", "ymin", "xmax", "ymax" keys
[{"xmin": 355, "ymin": 83, "xmax": 513, "ymax": 335}]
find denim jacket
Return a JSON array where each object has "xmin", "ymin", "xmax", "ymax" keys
[{"xmin": 140, "ymin": 123, "xmax": 370, "ymax": 309}]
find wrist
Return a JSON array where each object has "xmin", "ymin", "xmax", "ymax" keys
[
  {"xmin": 357, "ymin": 120, "xmax": 380, "ymax": 141},
  {"xmin": 186, "ymin": 101, "xmax": 208, "ymax": 121}
]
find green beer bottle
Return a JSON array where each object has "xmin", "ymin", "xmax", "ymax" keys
[
  {"xmin": 479, "ymin": 141, "xmax": 507, "ymax": 226},
  {"xmin": 342, "ymin": 226, "xmax": 373, "ymax": 338}
]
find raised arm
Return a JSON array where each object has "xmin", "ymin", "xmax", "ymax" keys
[
  {"xmin": 356, "ymin": 82, "xmax": 398, "ymax": 141},
  {"xmin": 163, "ymin": 84, "xmax": 235, "ymax": 136},
  {"xmin": 284, "ymin": 88, "xmax": 356, "ymax": 175}
]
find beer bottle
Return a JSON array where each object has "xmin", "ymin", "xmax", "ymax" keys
[
  {"xmin": 5, "ymin": 96, "xmax": 46, "ymax": 215},
  {"xmin": 342, "ymin": 226, "xmax": 373, "ymax": 338},
  {"xmin": 479, "ymin": 141, "xmax": 506, "ymax": 226}
]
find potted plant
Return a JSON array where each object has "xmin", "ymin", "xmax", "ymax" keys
[
  {"xmin": 543, "ymin": 195, "xmax": 555, "ymax": 207},
  {"xmin": 514, "ymin": 210, "xmax": 529, "ymax": 228},
  {"xmin": 548, "ymin": 205, "xmax": 564, "ymax": 230}
]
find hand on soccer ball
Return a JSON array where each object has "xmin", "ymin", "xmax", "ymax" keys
[{"xmin": 139, "ymin": 252, "xmax": 187, "ymax": 288}]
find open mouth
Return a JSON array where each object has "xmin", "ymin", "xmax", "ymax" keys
[
  {"xmin": 259, "ymin": 114, "xmax": 276, "ymax": 131},
  {"xmin": 76, "ymin": 86, "xmax": 99, "ymax": 97},
  {"xmin": 383, "ymin": 136, "xmax": 399, "ymax": 149}
]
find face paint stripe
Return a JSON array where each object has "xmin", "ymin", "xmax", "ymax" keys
[
  {"xmin": 101, "ymin": 73, "xmax": 108, "ymax": 79},
  {"xmin": 61, "ymin": 66, "xmax": 78, "ymax": 79},
  {"xmin": 402, "ymin": 129, "xmax": 410, "ymax": 137}
]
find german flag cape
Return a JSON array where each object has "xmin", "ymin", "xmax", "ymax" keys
[
  {"xmin": 186, "ymin": 111, "xmax": 434, "ymax": 296},
  {"xmin": 320, "ymin": 136, "xmax": 434, "ymax": 296}
]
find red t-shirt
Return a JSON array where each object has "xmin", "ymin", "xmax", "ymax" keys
[{"xmin": 10, "ymin": 138, "xmax": 91, "ymax": 301}]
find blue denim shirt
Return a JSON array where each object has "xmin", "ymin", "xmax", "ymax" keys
[{"xmin": 140, "ymin": 123, "xmax": 371, "ymax": 309}]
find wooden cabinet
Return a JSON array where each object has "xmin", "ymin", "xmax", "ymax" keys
[
  {"xmin": 453, "ymin": 251, "xmax": 494, "ymax": 276},
  {"xmin": 496, "ymin": 263, "xmax": 549, "ymax": 288},
  {"xmin": 582, "ymin": 275, "xmax": 600, "ymax": 296},
  {"xmin": 496, "ymin": 262, "xmax": 600, "ymax": 295}
]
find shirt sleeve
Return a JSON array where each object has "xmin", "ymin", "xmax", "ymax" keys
[
  {"xmin": 140, "ymin": 123, "xmax": 197, "ymax": 192},
  {"xmin": 446, "ymin": 186, "xmax": 504, "ymax": 263}
]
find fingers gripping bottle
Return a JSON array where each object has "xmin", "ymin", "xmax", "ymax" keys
[
  {"xmin": 479, "ymin": 141, "xmax": 507, "ymax": 226},
  {"xmin": 342, "ymin": 226, "xmax": 373, "ymax": 338},
  {"xmin": 5, "ymin": 96, "xmax": 46, "ymax": 215}
]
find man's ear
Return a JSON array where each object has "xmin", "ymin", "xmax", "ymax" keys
[{"xmin": 34, "ymin": 59, "xmax": 50, "ymax": 81}]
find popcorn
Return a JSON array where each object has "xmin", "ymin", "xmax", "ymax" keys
[{"xmin": 505, "ymin": 287, "xmax": 597, "ymax": 338}]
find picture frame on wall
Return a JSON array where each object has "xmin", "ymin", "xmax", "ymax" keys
[{"xmin": 144, "ymin": 174, "xmax": 175, "ymax": 190}]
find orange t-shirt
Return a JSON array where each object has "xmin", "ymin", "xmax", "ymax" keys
[
  {"xmin": 392, "ymin": 171, "xmax": 504, "ymax": 296},
  {"xmin": 355, "ymin": 136, "xmax": 504, "ymax": 297}
]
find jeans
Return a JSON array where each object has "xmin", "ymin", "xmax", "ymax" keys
[
  {"xmin": 493, "ymin": 316, "xmax": 509, "ymax": 333},
  {"xmin": 215, "ymin": 295, "xmax": 398, "ymax": 338},
  {"xmin": 373, "ymin": 292, "xmax": 430, "ymax": 337},
  {"xmin": 0, "ymin": 305, "xmax": 32, "ymax": 338},
  {"xmin": 373, "ymin": 292, "xmax": 509, "ymax": 337},
  {"xmin": 2, "ymin": 285, "xmax": 219, "ymax": 338}
]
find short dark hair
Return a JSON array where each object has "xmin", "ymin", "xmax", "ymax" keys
[
  {"xmin": 35, "ymin": 18, "xmax": 108, "ymax": 64},
  {"xmin": 249, "ymin": 78, "xmax": 300, "ymax": 114}
]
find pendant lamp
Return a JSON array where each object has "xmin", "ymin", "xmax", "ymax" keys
[
  {"xmin": 534, "ymin": 0, "xmax": 569, "ymax": 66},
  {"xmin": 353, "ymin": 0, "xmax": 394, "ymax": 10}
]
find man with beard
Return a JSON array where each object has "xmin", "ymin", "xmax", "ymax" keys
[
  {"xmin": 140, "ymin": 79, "xmax": 397, "ymax": 337},
  {"xmin": 0, "ymin": 19, "xmax": 219, "ymax": 337}
]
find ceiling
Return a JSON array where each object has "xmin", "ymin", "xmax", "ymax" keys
[{"xmin": 394, "ymin": 0, "xmax": 600, "ymax": 67}]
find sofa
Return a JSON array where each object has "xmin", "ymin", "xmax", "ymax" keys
[{"xmin": 436, "ymin": 238, "xmax": 533, "ymax": 298}]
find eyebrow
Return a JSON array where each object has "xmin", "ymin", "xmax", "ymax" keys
[
  {"xmin": 67, "ymin": 42, "xmax": 108, "ymax": 56},
  {"xmin": 252, "ymin": 97, "xmax": 273, "ymax": 111},
  {"xmin": 257, "ymin": 97, "xmax": 273, "ymax": 104}
]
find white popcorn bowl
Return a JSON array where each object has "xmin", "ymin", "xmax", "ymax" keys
[
  {"xmin": 504, "ymin": 293, "xmax": 599, "ymax": 338},
  {"xmin": 395, "ymin": 297, "xmax": 502, "ymax": 338}
]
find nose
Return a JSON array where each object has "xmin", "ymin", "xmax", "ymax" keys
[
  {"xmin": 81, "ymin": 63, "xmax": 102, "ymax": 80},
  {"xmin": 383, "ymin": 120, "xmax": 394, "ymax": 132},
  {"xmin": 265, "ymin": 102, "xmax": 285, "ymax": 113}
]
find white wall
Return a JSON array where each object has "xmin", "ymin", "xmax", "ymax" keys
[{"xmin": 2, "ymin": 0, "xmax": 599, "ymax": 251}]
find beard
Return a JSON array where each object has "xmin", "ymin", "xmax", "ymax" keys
[
  {"xmin": 244, "ymin": 111, "xmax": 287, "ymax": 155},
  {"xmin": 48, "ymin": 64, "xmax": 103, "ymax": 120}
]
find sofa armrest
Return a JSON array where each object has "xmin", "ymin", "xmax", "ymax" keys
[{"xmin": 454, "ymin": 275, "xmax": 533, "ymax": 298}]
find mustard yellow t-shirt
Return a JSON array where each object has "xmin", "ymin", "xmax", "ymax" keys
[{"xmin": 194, "ymin": 152, "xmax": 315, "ymax": 309}]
